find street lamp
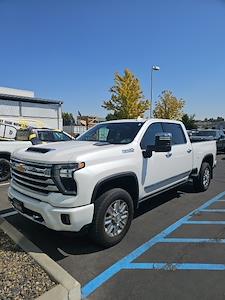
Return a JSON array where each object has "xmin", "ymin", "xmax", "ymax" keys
[{"xmin": 150, "ymin": 65, "xmax": 160, "ymax": 118}]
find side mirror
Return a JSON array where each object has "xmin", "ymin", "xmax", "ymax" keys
[
  {"xmin": 154, "ymin": 132, "xmax": 172, "ymax": 153},
  {"xmin": 143, "ymin": 132, "xmax": 172, "ymax": 158}
]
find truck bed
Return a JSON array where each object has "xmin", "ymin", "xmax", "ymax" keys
[{"xmin": 192, "ymin": 140, "xmax": 217, "ymax": 172}]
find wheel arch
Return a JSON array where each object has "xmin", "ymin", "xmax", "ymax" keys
[
  {"xmin": 0, "ymin": 152, "xmax": 11, "ymax": 161},
  {"xmin": 91, "ymin": 172, "xmax": 139, "ymax": 209}
]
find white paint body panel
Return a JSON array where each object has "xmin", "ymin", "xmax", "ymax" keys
[
  {"xmin": 9, "ymin": 119, "xmax": 217, "ymax": 232},
  {"xmin": 0, "ymin": 140, "xmax": 32, "ymax": 154},
  {"xmin": 8, "ymin": 186, "xmax": 94, "ymax": 232}
]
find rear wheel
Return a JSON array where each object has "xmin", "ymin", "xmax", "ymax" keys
[
  {"xmin": 0, "ymin": 159, "xmax": 10, "ymax": 182},
  {"xmin": 193, "ymin": 162, "xmax": 211, "ymax": 192},
  {"xmin": 90, "ymin": 188, "xmax": 134, "ymax": 248}
]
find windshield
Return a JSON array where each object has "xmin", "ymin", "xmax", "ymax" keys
[
  {"xmin": 38, "ymin": 131, "xmax": 72, "ymax": 142},
  {"xmin": 77, "ymin": 122, "xmax": 144, "ymax": 144},
  {"xmin": 52, "ymin": 131, "xmax": 72, "ymax": 141},
  {"xmin": 195, "ymin": 131, "xmax": 217, "ymax": 137}
]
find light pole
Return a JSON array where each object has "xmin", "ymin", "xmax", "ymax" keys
[{"xmin": 150, "ymin": 65, "xmax": 160, "ymax": 118}]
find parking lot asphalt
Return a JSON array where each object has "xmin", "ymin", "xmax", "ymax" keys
[{"xmin": 1, "ymin": 154, "xmax": 225, "ymax": 300}]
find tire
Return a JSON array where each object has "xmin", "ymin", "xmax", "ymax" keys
[
  {"xmin": 193, "ymin": 162, "xmax": 211, "ymax": 192},
  {"xmin": 0, "ymin": 159, "xmax": 10, "ymax": 182},
  {"xmin": 90, "ymin": 188, "xmax": 134, "ymax": 248}
]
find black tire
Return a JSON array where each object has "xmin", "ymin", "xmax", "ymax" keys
[
  {"xmin": 90, "ymin": 188, "xmax": 134, "ymax": 248},
  {"xmin": 193, "ymin": 162, "xmax": 211, "ymax": 192},
  {"xmin": 0, "ymin": 159, "xmax": 10, "ymax": 182}
]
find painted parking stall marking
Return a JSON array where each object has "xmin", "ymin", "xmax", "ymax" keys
[
  {"xmin": 82, "ymin": 191, "xmax": 225, "ymax": 298},
  {"xmin": 0, "ymin": 182, "xmax": 10, "ymax": 187}
]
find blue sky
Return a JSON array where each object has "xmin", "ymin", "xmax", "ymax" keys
[{"xmin": 0, "ymin": 0, "xmax": 225, "ymax": 119}]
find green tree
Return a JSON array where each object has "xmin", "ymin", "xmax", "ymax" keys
[
  {"xmin": 216, "ymin": 117, "xmax": 224, "ymax": 122},
  {"xmin": 62, "ymin": 112, "xmax": 75, "ymax": 126},
  {"xmin": 105, "ymin": 113, "xmax": 117, "ymax": 121},
  {"xmin": 153, "ymin": 90, "xmax": 185, "ymax": 120},
  {"xmin": 102, "ymin": 69, "xmax": 150, "ymax": 119},
  {"xmin": 182, "ymin": 113, "xmax": 197, "ymax": 130}
]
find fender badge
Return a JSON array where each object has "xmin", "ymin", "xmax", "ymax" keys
[{"xmin": 122, "ymin": 148, "xmax": 134, "ymax": 154}]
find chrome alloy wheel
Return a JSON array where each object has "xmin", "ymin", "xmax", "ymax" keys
[
  {"xmin": 104, "ymin": 200, "xmax": 129, "ymax": 237},
  {"xmin": 203, "ymin": 167, "xmax": 210, "ymax": 189}
]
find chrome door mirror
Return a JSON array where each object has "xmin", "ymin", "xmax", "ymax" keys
[
  {"xmin": 154, "ymin": 132, "xmax": 172, "ymax": 153},
  {"xmin": 143, "ymin": 132, "xmax": 172, "ymax": 158}
]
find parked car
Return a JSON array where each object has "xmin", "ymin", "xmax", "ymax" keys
[
  {"xmin": 0, "ymin": 128, "xmax": 74, "ymax": 182},
  {"xmin": 9, "ymin": 119, "xmax": 216, "ymax": 247},
  {"xmin": 190, "ymin": 129, "xmax": 225, "ymax": 152}
]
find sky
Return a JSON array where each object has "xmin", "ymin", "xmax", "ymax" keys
[{"xmin": 0, "ymin": 0, "xmax": 225, "ymax": 119}]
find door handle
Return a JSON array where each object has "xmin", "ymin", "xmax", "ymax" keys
[
  {"xmin": 187, "ymin": 149, "xmax": 192, "ymax": 153},
  {"xmin": 166, "ymin": 152, "xmax": 172, "ymax": 158}
]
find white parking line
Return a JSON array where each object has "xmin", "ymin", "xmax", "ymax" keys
[
  {"xmin": 0, "ymin": 211, "xmax": 18, "ymax": 218},
  {"xmin": 0, "ymin": 182, "xmax": 10, "ymax": 187}
]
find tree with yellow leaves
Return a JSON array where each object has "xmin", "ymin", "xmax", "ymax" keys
[
  {"xmin": 154, "ymin": 90, "xmax": 185, "ymax": 120},
  {"xmin": 103, "ymin": 69, "xmax": 150, "ymax": 120}
]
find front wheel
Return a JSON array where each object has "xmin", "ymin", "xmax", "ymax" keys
[
  {"xmin": 90, "ymin": 188, "xmax": 134, "ymax": 248},
  {"xmin": 0, "ymin": 159, "xmax": 10, "ymax": 182},
  {"xmin": 193, "ymin": 162, "xmax": 211, "ymax": 192}
]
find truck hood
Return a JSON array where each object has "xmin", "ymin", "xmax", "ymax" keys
[{"xmin": 12, "ymin": 141, "xmax": 133, "ymax": 164}]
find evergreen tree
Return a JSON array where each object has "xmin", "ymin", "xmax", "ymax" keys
[
  {"xmin": 62, "ymin": 112, "xmax": 75, "ymax": 126},
  {"xmin": 182, "ymin": 114, "xmax": 197, "ymax": 130}
]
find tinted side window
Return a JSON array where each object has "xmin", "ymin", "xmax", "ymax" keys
[
  {"xmin": 141, "ymin": 123, "xmax": 163, "ymax": 149},
  {"xmin": 162, "ymin": 123, "xmax": 187, "ymax": 145},
  {"xmin": 38, "ymin": 131, "xmax": 53, "ymax": 142}
]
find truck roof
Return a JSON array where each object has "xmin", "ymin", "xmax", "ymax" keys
[
  {"xmin": 100, "ymin": 118, "xmax": 183, "ymax": 125},
  {"xmin": 100, "ymin": 119, "xmax": 146, "ymax": 124}
]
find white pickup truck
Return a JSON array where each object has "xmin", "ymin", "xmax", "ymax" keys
[{"xmin": 9, "ymin": 119, "xmax": 216, "ymax": 247}]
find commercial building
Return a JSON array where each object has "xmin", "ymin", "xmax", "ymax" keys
[
  {"xmin": 0, "ymin": 87, "xmax": 63, "ymax": 130},
  {"xmin": 63, "ymin": 115, "xmax": 105, "ymax": 136}
]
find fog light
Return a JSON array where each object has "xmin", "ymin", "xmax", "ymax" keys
[{"xmin": 61, "ymin": 214, "xmax": 71, "ymax": 225}]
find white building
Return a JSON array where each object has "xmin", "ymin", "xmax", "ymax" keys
[{"xmin": 0, "ymin": 87, "xmax": 63, "ymax": 130}]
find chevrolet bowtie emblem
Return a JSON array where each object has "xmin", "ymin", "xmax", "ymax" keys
[{"xmin": 17, "ymin": 163, "xmax": 25, "ymax": 173}]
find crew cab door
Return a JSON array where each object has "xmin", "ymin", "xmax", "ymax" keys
[{"xmin": 141, "ymin": 122, "xmax": 192, "ymax": 196}]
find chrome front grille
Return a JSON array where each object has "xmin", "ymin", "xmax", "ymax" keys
[{"xmin": 11, "ymin": 159, "xmax": 59, "ymax": 194}]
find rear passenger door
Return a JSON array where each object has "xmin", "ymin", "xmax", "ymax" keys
[{"xmin": 162, "ymin": 122, "xmax": 192, "ymax": 182}]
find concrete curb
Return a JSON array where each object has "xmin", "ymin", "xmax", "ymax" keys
[{"xmin": 0, "ymin": 217, "xmax": 81, "ymax": 300}]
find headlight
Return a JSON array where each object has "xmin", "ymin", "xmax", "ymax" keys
[{"xmin": 53, "ymin": 163, "xmax": 85, "ymax": 195}]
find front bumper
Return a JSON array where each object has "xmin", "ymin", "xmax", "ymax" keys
[{"xmin": 8, "ymin": 186, "xmax": 94, "ymax": 232}]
